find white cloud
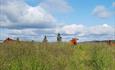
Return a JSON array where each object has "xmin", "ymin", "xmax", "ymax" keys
[
  {"xmin": 9, "ymin": 29, "xmax": 37, "ymax": 35},
  {"xmin": 18, "ymin": 6, "xmax": 56, "ymax": 24},
  {"xmin": 53, "ymin": 23, "xmax": 115, "ymax": 41},
  {"xmin": 92, "ymin": 5, "xmax": 112, "ymax": 18},
  {"xmin": 57, "ymin": 24, "xmax": 114, "ymax": 37},
  {"xmin": 61, "ymin": 24, "xmax": 85, "ymax": 35},
  {"xmin": 40, "ymin": 0, "xmax": 73, "ymax": 13},
  {"xmin": 0, "ymin": 0, "xmax": 56, "ymax": 29},
  {"xmin": 0, "ymin": 15, "xmax": 12, "ymax": 27},
  {"xmin": 0, "ymin": 23, "xmax": 114, "ymax": 41},
  {"xmin": 89, "ymin": 24, "xmax": 114, "ymax": 35},
  {"xmin": 0, "ymin": 0, "xmax": 73, "ymax": 13},
  {"xmin": 112, "ymin": 2, "xmax": 115, "ymax": 7},
  {"xmin": 0, "ymin": 28, "xmax": 56, "ymax": 41}
]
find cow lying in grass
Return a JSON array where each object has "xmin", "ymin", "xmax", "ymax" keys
[
  {"xmin": 3, "ymin": 37, "xmax": 20, "ymax": 44},
  {"xmin": 70, "ymin": 38, "xmax": 79, "ymax": 48},
  {"xmin": 3, "ymin": 37, "xmax": 14, "ymax": 44}
]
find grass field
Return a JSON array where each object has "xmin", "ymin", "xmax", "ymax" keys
[{"xmin": 0, "ymin": 42, "xmax": 115, "ymax": 70}]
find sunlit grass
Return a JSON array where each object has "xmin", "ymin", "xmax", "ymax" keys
[{"xmin": 0, "ymin": 42, "xmax": 115, "ymax": 70}]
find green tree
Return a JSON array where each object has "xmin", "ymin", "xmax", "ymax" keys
[
  {"xmin": 57, "ymin": 33, "xmax": 62, "ymax": 42},
  {"xmin": 43, "ymin": 36, "xmax": 48, "ymax": 43},
  {"xmin": 16, "ymin": 37, "xmax": 20, "ymax": 42}
]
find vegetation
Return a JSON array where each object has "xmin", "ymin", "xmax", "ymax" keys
[
  {"xmin": 42, "ymin": 36, "xmax": 48, "ymax": 43},
  {"xmin": 57, "ymin": 33, "xmax": 62, "ymax": 42},
  {"xmin": 0, "ymin": 42, "xmax": 115, "ymax": 70}
]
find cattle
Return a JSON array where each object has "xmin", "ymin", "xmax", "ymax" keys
[
  {"xmin": 3, "ymin": 37, "xmax": 15, "ymax": 44},
  {"xmin": 69, "ymin": 38, "xmax": 79, "ymax": 48},
  {"xmin": 107, "ymin": 40, "xmax": 115, "ymax": 46}
]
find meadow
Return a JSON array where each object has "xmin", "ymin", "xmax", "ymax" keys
[{"xmin": 0, "ymin": 42, "xmax": 115, "ymax": 70}]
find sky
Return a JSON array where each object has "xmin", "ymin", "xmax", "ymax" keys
[{"xmin": 0, "ymin": 0, "xmax": 115, "ymax": 42}]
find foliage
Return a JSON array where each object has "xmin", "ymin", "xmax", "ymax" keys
[
  {"xmin": 57, "ymin": 33, "xmax": 62, "ymax": 42},
  {"xmin": 43, "ymin": 36, "xmax": 48, "ymax": 43}
]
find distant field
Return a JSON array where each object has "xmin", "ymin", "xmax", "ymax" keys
[{"xmin": 0, "ymin": 42, "xmax": 115, "ymax": 70}]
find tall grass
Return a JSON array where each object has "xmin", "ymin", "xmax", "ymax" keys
[{"xmin": 0, "ymin": 42, "xmax": 115, "ymax": 70}]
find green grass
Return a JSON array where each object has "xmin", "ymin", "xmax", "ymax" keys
[{"xmin": 0, "ymin": 42, "xmax": 115, "ymax": 70}]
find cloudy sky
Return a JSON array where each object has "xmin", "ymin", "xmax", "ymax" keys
[{"xmin": 0, "ymin": 0, "xmax": 115, "ymax": 42}]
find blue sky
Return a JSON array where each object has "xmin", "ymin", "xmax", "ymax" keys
[
  {"xmin": 25, "ymin": 0, "xmax": 115, "ymax": 26},
  {"xmin": 0, "ymin": 0, "xmax": 115, "ymax": 42}
]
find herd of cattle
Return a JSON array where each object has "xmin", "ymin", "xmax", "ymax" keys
[
  {"xmin": 3, "ymin": 37, "xmax": 78, "ymax": 45},
  {"xmin": 2, "ymin": 37, "xmax": 115, "ymax": 47}
]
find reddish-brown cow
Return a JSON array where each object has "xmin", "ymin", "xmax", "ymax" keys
[
  {"xmin": 108, "ymin": 40, "xmax": 115, "ymax": 46},
  {"xmin": 3, "ymin": 37, "xmax": 14, "ymax": 44},
  {"xmin": 70, "ymin": 38, "xmax": 79, "ymax": 46}
]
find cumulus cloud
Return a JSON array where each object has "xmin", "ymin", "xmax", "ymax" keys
[
  {"xmin": 0, "ymin": 0, "xmax": 56, "ymax": 29},
  {"xmin": 18, "ymin": 6, "xmax": 56, "ymax": 24},
  {"xmin": 0, "ymin": 23, "xmax": 114, "ymax": 41},
  {"xmin": 47, "ymin": 23, "xmax": 115, "ymax": 41},
  {"xmin": 0, "ymin": 0, "xmax": 72, "ymax": 29},
  {"xmin": 0, "ymin": 28, "xmax": 57, "ymax": 41},
  {"xmin": 92, "ymin": 5, "xmax": 112, "ymax": 18},
  {"xmin": 0, "ymin": 15, "xmax": 12, "ymax": 27},
  {"xmin": 89, "ymin": 24, "xmax": 114, "ymax": 35},
  {"xmin": 59, "ymin": 24, "xmax": 86, "ymax": 36},
  {"xmin": 57, "ymin": 24, "xmax": 114, "ymax": 37},
  {"xmin": 40, "ymin": 0, "xmax": 73, "ymax": 13},
  {"xmin": 8, "ymin": 29, "xmax": 37, "ymax": 36}
]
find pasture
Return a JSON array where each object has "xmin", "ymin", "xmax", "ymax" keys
[{"xmin": 0, "ymin": 42, "xmax": 115, "ymax": 70}]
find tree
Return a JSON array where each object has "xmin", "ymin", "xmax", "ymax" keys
[
  {"xmin": 57, "ymin": 33, "xmax": 62, "ymax": 42},
  {"xmin": 16, "ymin": 37, "xmax": 20, "ymax": 41},
  {"xmin": 31, "ymin": 40, "xmax": 34, "ymax": 43},
  {"xmin": 43, "ymin": 36, "xmax": 48, "ymax": 43}
]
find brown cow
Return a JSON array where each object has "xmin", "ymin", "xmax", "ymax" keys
[
  {"xmin": 70, "ymin": 38, "xmax": 79, "ymax": 48},
  {"xmin": 107, "ymin": 40, "xmax": 115, "ymax": 46},
  {"xmin": 3, "ymin": 37, "xmax": 15, "ymax": 44}
]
